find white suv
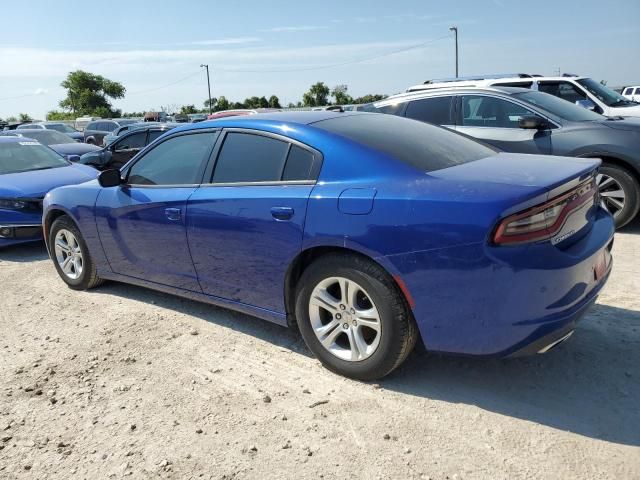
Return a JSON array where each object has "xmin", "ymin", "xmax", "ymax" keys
[
  {"xmin": 622, "ymin": 86, "xmax": 640, "ymax": 103},
  {"xmin": 406, "ymin": 74, "xmax": 640, "ymax": 118}
]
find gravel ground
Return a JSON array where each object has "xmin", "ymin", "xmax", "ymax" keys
[{"xmin": 0, "ymin": 220, "xmax": 639, "ymax": 480}]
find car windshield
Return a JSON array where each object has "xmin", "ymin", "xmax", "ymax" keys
[
  {"xmin": 0, "ymin": 141, "xmax": 69, "ymax": 175},
  {"xmin": 512, "ymin": 91, "xmax": 605, "ymax": 122},
  {"xmin": 46, "ymin": 123, "xmax": 78, "ymax": 133},
  {"xmin": 314, "ymin": 114, "xmax": 496, "ymax": 173},
  {"xmin": 14, "ymin": 130, "xmax": 75, "ymax": 145},
  {"xmin": 577, "ymin": 78, "xmax": 637, "ymax": 107}
]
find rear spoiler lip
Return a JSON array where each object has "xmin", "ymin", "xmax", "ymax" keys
[{"xmin": 498, "ymin": 158, "xmax": 600, "ymax": 218}]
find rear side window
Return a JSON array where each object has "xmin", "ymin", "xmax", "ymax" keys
[
  {"xmin": 127, "ymin": 132, "xmax": 216, "ymax": 185},
  {"xmin": 492, "ymin": 81, "xmax": 533, "ymax": 88},
  {"xmin": 405, "ymin": 96, "xmax": 453, "ymax": 125},
  {"xmin": 314, "ymin": 114, "xmax": 496, "ymax": 172},
  {"xmin": 282, "ymin": 145, "xmax": 319, "ymax": 181},
  {"xmin": 147, "ymin": 130, "xmax": 165, "ymax": 143},
  {"xmin": 114, "ymin": 131, "xmax": 146, "ymax": 150},
  {"xmin": 623, "ymin": 88, "xmax": 632, "ymax": 95},
  {"xmin": 213, "ymin": 133, "xmax": 289, "ymax": 183}
]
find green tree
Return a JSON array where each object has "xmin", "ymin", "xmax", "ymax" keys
[
  {"xmin": 180, "ymin": 104, "xmax": 198, "ymax": 115},
  {"xmin": 18, "ymin": 113, "xmax": 32, "ymax": 122},
  {"xmin": 331, "ymin": 85, "xmax": 353, "ymax": 105},
  {"xmin": 215, "ymin": 96, "xmax": 230, "ymax": 112},
  {"xmin": 59, "ymin": 70, "xmax": 125, "ymax": 117},
  {"xmin": 203, "ymin": 97, "xmax": 218, "ymax": 109},
  {"xmin": 353, "ymin": 94, "xmax": 387, "ymax": 104},
  {"xmin": 5, "ymin": 116, "xmax": 17, "ymax": 123},
  {"xmin": 268, "ymin": 95, "xmax": 281, "ymax": 109},
  {"xmin": 302, "ymin": 82, "xmax": 330, "ymax": 107}
]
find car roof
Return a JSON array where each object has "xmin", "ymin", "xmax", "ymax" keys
[
  {"xmin": 378, "ymin": 86, "xmax": 531, "ymax": 105},
  {"xmin": 174, "ymin": 110, "xmax": 353, "ymax": 133},
  {"xmin": 406, "ymin": 75, "xmax": 588, "ymax": 92}
]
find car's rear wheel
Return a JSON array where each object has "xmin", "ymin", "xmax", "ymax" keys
[
  {"xmin": 598, "ymin": 164, "xmax": 640, "ymax": 228},
  {"xmin": 295, "ymin": 253, "xmax": 417, "ymax": 381},
  {"xmin": 49, "ymin": 216, "xmax": 103, "ymax": 290}
]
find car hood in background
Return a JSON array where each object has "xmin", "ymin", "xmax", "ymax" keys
[
  {"xmin": 0, "ymin": 163, "xmax": 98, "ymax": 198},
  {"xmin": 50, "ymin": 142, "xmax": 102, "ymax": 156},
  {"xmin": 66, "ymin": 131, "xmax": 85, "ymax": 141}
]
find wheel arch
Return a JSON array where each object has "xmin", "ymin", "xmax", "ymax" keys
[
  {"xmin": 43, "ymin": 207, "xmax": 75, "ymax": 254},
  {"xmin": 283, "ymin": 245, "xmax": 415, "ymax": 330},
  {"xmin": 578, "ymin": 152, "xmax": 640, "ymax": 182}
]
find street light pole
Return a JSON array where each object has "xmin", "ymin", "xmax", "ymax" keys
[
  {"xmin": 449, "ymin": 26, "xmax": 458, "ymax": 78},
  {"xmin": 200, "ymin": 64, "xmax": 212, "ymax": 115}
]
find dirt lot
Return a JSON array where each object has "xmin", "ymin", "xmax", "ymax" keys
[{"xmin": 0, "ymin": 221, "xmax": 639, "ymax": 480}]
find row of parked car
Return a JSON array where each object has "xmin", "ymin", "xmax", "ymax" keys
[{"xmin": 0, "ymin": 71, "xmax": 635, "ymax": 379}]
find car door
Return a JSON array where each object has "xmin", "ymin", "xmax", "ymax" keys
[
  {"xmin": 454, "ymin": 94, "xmax": 555, "ymax": 154},
  {"xmin": 107, "ymin": 130, "xmax": 147, "ymax": 170},
  {"xmin": 95, "ymin": 130, "xmax": 218, "ymax": 291},
  {"xmin": 634, "ymin": 88, "xmax": 640, "ymax": 103},
  {"xmin": 187, "ymin": 129, "xmax": 321, "ymax": 313}
]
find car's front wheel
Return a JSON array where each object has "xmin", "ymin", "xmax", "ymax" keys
[
  {"xmin": 598, "ymin": 164, "xmax": 640, "ymax": 228},
  {"xmin": 49, "ymin": 215, "xmax": 103, "ymax": 290},
  {"xmin": 295, "ymin": 253, "xmax": 417, "ymax": 381}
]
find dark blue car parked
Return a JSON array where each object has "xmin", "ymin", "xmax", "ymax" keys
[
  {"xmin": 0, "ymin": 137, "xmax": 97, "ymax": 247},
  {"xmin": 42, "ymin": 112, "xmax": 614, "ymax": 379}
]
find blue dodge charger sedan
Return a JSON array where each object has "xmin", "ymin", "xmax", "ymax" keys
[
  {"xmin": 42, "ymin": 111, "xmax": 614, "ymax": 379},
  {"xmin": 0, "ymin": 137, "xmax": 97, "ymax": 248}
]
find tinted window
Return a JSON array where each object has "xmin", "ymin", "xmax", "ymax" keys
[
  {"xmin": 634, "ymin": 88, "xmax": 640, "ymax": 95},
  {"xmin": 148, "ymin": 130, "xmax": 166, "ymax": 143},
  {"xmin": 460, "ymin": 95, "xmax": 535, "ymax": 128},
  {"xmin": 114, "ymin": 131, "xmax": 146, "ymax": 150},
  {"xmin": 623, "ymin": 88, "xmax": 633, "ymax": 95},
  {"xmin": 314, "ymin": 114, "xmax": 496, "ymax": 173},
  {"xmin": 17, "ymin": 130, "xmax": 75, "ymax": 145},
  {"xmin": 17, "ymin": 124, "xmax": 41, "ymax": 130},
  {"xmin": 577, "ymin": 78, "xmax": 632, "ymax": 107},
  {"xmin": 127, "ymin": 133, "xmax": 216, "ymax": 185},
  {"xmin": 101, "ymin": 122, "xmax": 117, "ymax": 132},
  {"xmin": 86, "ymin": 122, "xmax": 98, "ymax": 131},
  {"xmin": 405, "ymin": 96, "xmax": 453, "ymax": 125},
  {"xmin": 46, "ymin": 123, "xmax": 77, "ymax": 133},
  {"xmin": 213, "ymin": 133, "xmax": 289, "ymax": 183},
  {"xmin": 376, "ymin": 103, "xmax": 404, "ymax": 115},
  {"xmin": 492, "ymin": 81, "xmax": 534, "ymax": 88},
  {"xmin": 538, "ymin": 81, "xmax": 587, "ymax": 103},
  {"xmin": 282, "ymin": 145, "xmax": 318, "ymax": 181}
]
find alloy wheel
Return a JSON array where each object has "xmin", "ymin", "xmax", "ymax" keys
[
  {"xmin": 54, "ymin": 229, "xmax": 84, "ymax": 280},
  {"xmin": 308, "ymin": 277, "xmax": 382, "ymax": 362},
  {"xmin": 597, "ymin": 173, "xmax": 626, "ymax": 217}
]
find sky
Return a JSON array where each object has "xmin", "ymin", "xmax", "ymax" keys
[{"xmin": 1, "ymin": 0, "xmax": 639, "ymax": 120}]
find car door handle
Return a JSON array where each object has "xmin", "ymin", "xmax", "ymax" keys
[
  {"xmin": 165, "ymin": 208, "xmax": 182, "ymax": 221},
  {"xmin": 271, "ymin": 206, "xmax": 294, "ymax": 221}
]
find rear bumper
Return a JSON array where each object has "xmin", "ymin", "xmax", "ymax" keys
[{"xmin": 387, "ymin": 208, "xmax": 615, "ymax": 357}]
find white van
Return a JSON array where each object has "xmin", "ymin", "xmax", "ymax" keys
[
  {"xmin": 74, "ymin": 116, "xmax": 101, "ymax": 131},
  {"xmin": 622, "ymin": 86, "xmax": 640, "ymax": 103}
]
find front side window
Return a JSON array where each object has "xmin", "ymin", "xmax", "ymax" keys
[
  {"xmin": 127, "ymin": 132, "xmax": 216, "ymax": 185},
  {"xmin": 538, "ymin": 81, "xmax": 587, "ymax": 103},
  {"xmin": 86, "ymin": 122, "xmax": 98, "ymax": 131},
  {"xmin": 212, "ymin": 133, "xmax": 289, "ymax": 183},
  {"xmin": 100, "ymin": 122, "xmax": 117, "ymax": 132},
  {"xmin": 114, "ymin": 132, "xmax": 146, "ymax": 151},
  {"xmin": 623, "ymin": 88, "xmax": 633, "ymax": 95},
  {"xmin": 512, "ymin": 91, "xmax": 603, "ymax": 122},
  {"xmin": 405, "ymin": 96, "xmax": 453, "ymax": 125},
  {"xmin": 460, "ymin": 95, "xmax": 535, "ymax": 128},
  {"xmin": 634, "ymin": 88, "xmax": 640, "ymax": 96}
]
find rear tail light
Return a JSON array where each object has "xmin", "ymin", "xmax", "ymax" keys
[{"xmin": 493, "ymin": 177, "xmax": 597, "ymax": 245}]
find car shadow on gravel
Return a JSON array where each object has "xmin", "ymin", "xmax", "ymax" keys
[
  {"xmin": 385, "ymin": 303, "xmax": 640, "ymax": 447},
  {"xmin": 0, "ymin": 242, "xmax": 48, "ymax": 262},
  {"xmin": 93, "ymin": 282, "xmax": 312, "ymax": 356}
]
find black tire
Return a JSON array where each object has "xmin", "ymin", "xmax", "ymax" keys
[
  {"xmin": 49, "ymin": 215, "xmax": 103, "ymax": 290},
  {"xmin": 85, "ymin": 137, "xmax": 95, "ymax": 145},
  {"xmin": 599, "ymin": 164, "xmax": 640, "ymax": 229},
  {"xmin": 295, "ymin": 253, "xmax": 418, "ymax": 381}
]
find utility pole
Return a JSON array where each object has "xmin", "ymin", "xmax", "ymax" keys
[
  {"xmin": 200, "ymin": 64, "xmax": 212, "ymax": 115},
  {"xmin": 449, "ymin": 26, "xmax": 459, "ymax": 78}
]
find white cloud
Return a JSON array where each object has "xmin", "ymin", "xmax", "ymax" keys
[
  {"xmin": 33, "ymin": 88, "xmax": 48, "ymax": 95},
  {"xmin": 182, "ymin": 37, "xmax": 261, "ymax": 46}
]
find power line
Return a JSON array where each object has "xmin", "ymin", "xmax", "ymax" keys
[
  {"xmin": 215, "ymin": 35, "xmax": 451, "ymax": 73},
  {"xmin": 126, "ymin": 71, "xmax": 202, "ymax": 96}
]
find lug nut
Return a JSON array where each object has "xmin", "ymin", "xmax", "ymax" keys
[
  {"xmin": 350, "ymin": 308, "xmax": 355, "ymax": 314},
  {"xmin": 339, "ymin": 304, "xmax": 346, "ymax": 310},
  {"xmin": 335, "ymin": 313, "xmax": 342, "ymax": 320},
  {"xmin": 342, "ymin": 323, "xmax": 349, "ymax": 329}
]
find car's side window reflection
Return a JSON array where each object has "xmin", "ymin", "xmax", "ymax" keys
[{"xmin": 127, "ymin": 133, "xmax": 216, "ymax": 186}]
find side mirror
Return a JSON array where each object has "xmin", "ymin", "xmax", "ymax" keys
[
  {"xmin": 67, "ymin": 154, "xmax": 81, "ymax": 163},
  {"xmin": 98, "ymin": 169, "xmax": 123, "ymax": 188},
  {"xmin": 575, "ymin": 99, "xmax": 596, "ymax": 111},
  {"xmin": 518, "ymin": 115, "xmax": 548, "ymax": 130}
]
